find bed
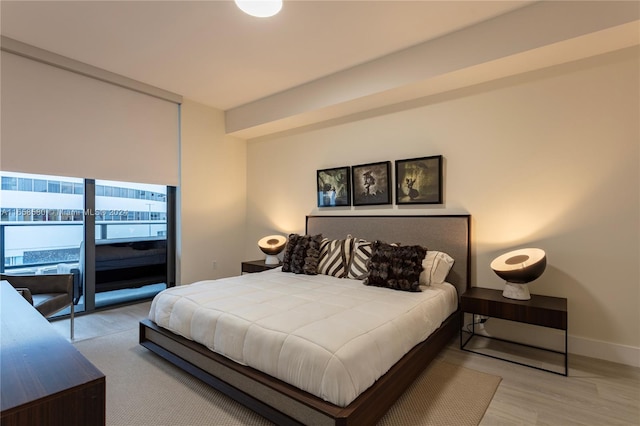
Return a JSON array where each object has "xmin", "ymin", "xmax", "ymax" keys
[{"xmin": 140, "ymin": 215, "xmax": 470, "ymax": 425}]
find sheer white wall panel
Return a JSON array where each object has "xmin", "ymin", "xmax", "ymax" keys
[{"xmin": 1, "ymin": 51, "xmax": 179, "ymax": 186}]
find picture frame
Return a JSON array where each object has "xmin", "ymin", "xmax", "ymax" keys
[
  {"xmin": 395, "ymin": 155, "xmax": 443, "ymax": 204},
  {"xmin": 317, "ymin": 166, "xmax": 351, "ymax": 207},
  {"xmin": 351, "ymin": 161, "xmax": 392, "ymax": 206}
]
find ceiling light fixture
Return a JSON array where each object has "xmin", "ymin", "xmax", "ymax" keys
[{"xmin": 234, "ymin": 0, "xmax": 283, "ymax": 18}]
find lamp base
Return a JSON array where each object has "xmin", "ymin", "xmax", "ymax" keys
[
  {"xmin": 502, "ymin": 282, "xmax": 531, "ymax": 300},
  {"xmin": 264, "ymin": 254, "xmax": 280, "ymax": 265}
]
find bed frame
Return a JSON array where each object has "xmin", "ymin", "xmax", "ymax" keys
[{"xmin": 140, "ymin": 215, "xmax": 470, "ymax": 426}]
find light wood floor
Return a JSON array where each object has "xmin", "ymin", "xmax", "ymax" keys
[{"xmin": 52, "ymin": 302, "xmax": 640, "ymax": 426}]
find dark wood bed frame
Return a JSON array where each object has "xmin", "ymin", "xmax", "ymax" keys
[{"xmin": 140, "ymin": 215, "xmax": 471, "ymax": 426}]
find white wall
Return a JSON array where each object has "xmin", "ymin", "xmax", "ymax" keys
[
  {"xmin": 179, "ymin": 99, "xmax": 247, "ymax": 284},
  {"xmin": 245, "ymin": 48, "xmax": 639, "ymax": 365}
]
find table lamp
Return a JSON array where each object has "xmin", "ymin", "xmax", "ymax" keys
[
  {"xmin": 490, "ymin": 248, "xmax": 546, "ymax": 300},
  {"xmin": 258, "ymin": 235, "xmax": 287, "ymax": 265}
]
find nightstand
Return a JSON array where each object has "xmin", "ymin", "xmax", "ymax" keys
[
  {"xmin": 460, "ymin": 287, "xmax": 568, "ymax": 376},
  {"xmin": 241, "ymin": 259, "xmax": 281, "ymax": 274}
]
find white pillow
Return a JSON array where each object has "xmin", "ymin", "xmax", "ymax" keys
[{"xmin": 419, "ymin": 251, "xmax": 454, "ymax": 285}]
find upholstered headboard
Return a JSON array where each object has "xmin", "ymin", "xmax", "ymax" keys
[{"xmin": 306, "ymin": 215, "xmax": 471, "ymax": 298}]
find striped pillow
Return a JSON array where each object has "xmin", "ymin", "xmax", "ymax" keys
[
  {"xmin": 345, "ymin": 238, "xmax": 373, "ymax": 280},
  {"xmin": 318, "ymin": 238, "xmax": 353, "ymax": 278}
]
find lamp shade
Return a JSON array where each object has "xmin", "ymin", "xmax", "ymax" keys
[
  {"xmin": 491, "ymin": 248, "xmax": 546, "ymax": 300},
  {"xmin": 258, "ymin": 235, "xmax": 287, "ymax": 265},
  {"xmin": 490, "ymin": 248, "xmax": 546, "ymax": 283}
]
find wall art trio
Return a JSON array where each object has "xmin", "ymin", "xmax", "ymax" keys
[{"xmin": 317, "ymin": 155, "xmax": 442, "ymax": 207}]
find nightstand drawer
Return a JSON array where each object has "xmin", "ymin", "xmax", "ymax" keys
[
  {"xmin": 241, "ymin": 260, "xmax": 281, "ymax": 274},
  {"xmin": 461, "ymin": 287, "xmax": 567, "ymax": 330}
]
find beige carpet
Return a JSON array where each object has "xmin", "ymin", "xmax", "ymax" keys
[{"xmin": 75, "ymin": 328, "xmax": 501, "ymax": 426}]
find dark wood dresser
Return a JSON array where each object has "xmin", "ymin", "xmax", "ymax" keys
[{"xmin": 1, "ymin": 280, "xmax": 106, "ymax": 426}]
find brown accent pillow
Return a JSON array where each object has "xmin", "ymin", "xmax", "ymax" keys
[
  {"xmin": 363, "ymin": 241, "xmax": 426, "ymax": 292},
  {"xmin": 281, "ymin": 233, "xmax": 323, "ymax": 275}
]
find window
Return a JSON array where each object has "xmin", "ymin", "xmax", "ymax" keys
[
  {"xmin": 2, "ymin": 177, "xmax": 17, "ymax": 191},
  {"xmin": 1, "ymin": 172, "xmax": 84, "ymax": 277},
  {"xmin": 48, "ymin": 209, "xmax": 60, "ymax": 221},
  {"xmin": 18, "ymin": 178, "xmax": 33, "ymax": 191},
  {"xmin": 32, "ymin": 209, "xmax": 46, "ymax": 221},
  {"xmin": 61, "ymin": 182, "xmax": 74, "ymax": 194},
  {"xmin": 1, "ymin": 208, "xmax": 16, "ymax": 221},
  {"xmin": 34, "ymin": 179, "xmax": 47, "ymax": 192},
  {"xmin": 18, "ymin": 209, "xmax": 31, "ymax": 221},
  {"xmin": 2, "ymin": 171, "xmax": 174, "ymax": 315},
  {"xmin": 47, "ymin": 181, "xmax": 60, "ymax": 193},
  {"xmin": 95, "ymin": 179, "xmax": 167, "ymax": 240}
]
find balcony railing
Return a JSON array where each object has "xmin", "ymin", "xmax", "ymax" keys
[{"xmin": 1, "ymin": 221, "xmax": 166, "ymax": 274}]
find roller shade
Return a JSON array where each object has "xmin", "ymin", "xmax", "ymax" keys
[{"xmin": 1, "ymin": 50, "xmax": 180, "ymax": 186}]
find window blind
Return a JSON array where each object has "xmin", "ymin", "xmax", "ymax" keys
[{"xmin": 1, "ymin": 48, "xmax": 180, "ymax": 186}]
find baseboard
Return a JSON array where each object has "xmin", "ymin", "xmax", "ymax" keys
[
  {"xmin": 569, "ymin": 335, "xmax": 640, "ymax": 368},
  {"xmin": 478, "ymin": 318, "xmax": 639, "ymax": 368}
]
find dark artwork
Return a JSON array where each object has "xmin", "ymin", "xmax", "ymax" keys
[
  {"xmin": 352, "ymin": 161, "xmax": 391, "ymax": 206},
  {"xmin": 395, "ymin": 155, "xmax": 443, "ymax": 204},
  {"xmin": 317, "ymin": 167, "xmax": 351, "ymax": 207}
]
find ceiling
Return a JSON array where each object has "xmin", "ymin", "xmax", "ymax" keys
[
  {"xmin": 1, "ymin": 1, "xmax": 638, "ymax": 138},
  {"xmin": 1, "ymin": 1, "xmax": 531, "ymax": 109}
]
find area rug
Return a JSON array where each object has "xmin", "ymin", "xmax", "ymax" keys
[{"xmin": 75, "ymin": 328, "xmax": 501, "ymax": 426}]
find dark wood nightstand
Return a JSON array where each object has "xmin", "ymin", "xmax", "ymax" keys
[
  {"xmin": 241, "ymin": 260, "xmax": 281, "ymax": 274},
  {"xmin": 460, "ymin": 287, "xmax": 568, "ymax": 376}
]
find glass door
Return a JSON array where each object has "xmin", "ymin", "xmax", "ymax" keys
[
  {"xmin": 1, "ymin": 172, "xmax": 174, "ymax": 315},
  {"xmin": 93, "ymin": 179, "xmax": 168, "ymax": 308}
]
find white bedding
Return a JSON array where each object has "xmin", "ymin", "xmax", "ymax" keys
[{"xmin": 148, "ymin": 268, "xmax": 457, "ymax": 407}]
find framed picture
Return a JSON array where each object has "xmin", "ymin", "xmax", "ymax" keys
[
  {"xmin": 395, "ymin": 155, "xmax": 443, "ymax": 204},
  {"xmin": 317, "ymin": 166, "xmax": 351, "ymax": 207},
  {"xmin": 352, "ymin": 161, "xmax": 391, "ymax": 206}
]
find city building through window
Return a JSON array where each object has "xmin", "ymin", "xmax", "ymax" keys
[{"xmin": 1, "ymin": 171, "xmax": 173, "ymax": 313}]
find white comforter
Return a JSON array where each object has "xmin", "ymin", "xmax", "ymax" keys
[{"xmin": 148, "ymin": 268, "xmax": 457, "ymax": 407}]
